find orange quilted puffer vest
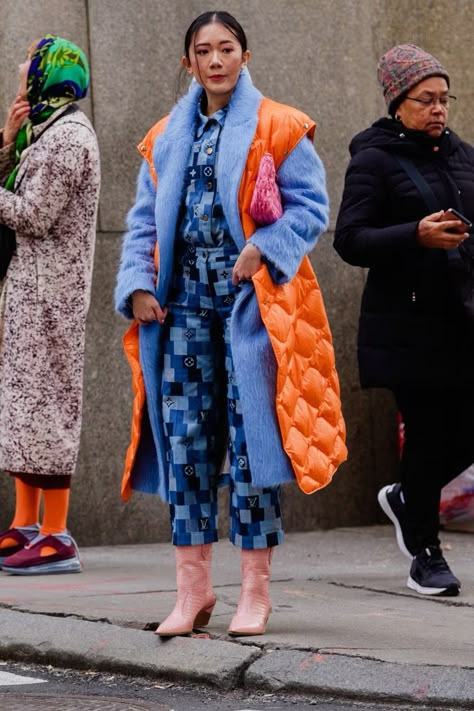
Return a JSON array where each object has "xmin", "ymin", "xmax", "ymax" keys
[{"xmin": 121, "ymin": 98, "xmax": 347, "ymax": 502}]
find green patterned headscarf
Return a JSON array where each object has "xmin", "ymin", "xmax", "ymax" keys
[{"xmin": 5, "ymin": 35, "xmax": 90, "ymax": 191}]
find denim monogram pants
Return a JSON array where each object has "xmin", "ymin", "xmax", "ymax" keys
[{"xmin": 161, "ymin": 246, "xmax": 284, "ymax": 549}]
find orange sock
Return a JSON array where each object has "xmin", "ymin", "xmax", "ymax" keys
[
  {"xmin": 0, "ymin": 479, "xmax": 41, "ymax": 549},
  {"xmin": 40, "ymin": 488, "xmax": 71, "ymax": 557}
]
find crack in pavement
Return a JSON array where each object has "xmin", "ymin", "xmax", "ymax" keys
[{"xmin": 326, "ymin": 580, "xmax": 474, "ymax": 607}]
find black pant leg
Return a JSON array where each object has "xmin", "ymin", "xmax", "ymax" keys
[
  {"xmin": 394, "ymin": 388, "xmax": 443, "ymax": 551},
  {"xmin": 437, "ymin": 390, "xmax": 474, "ymax": 488},
  {"xmin": 393, "ymin": 387, "xmax": 474, "ymax": 551}
]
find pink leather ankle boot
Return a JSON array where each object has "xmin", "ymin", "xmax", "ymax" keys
[
  {"xmin": 227, "ymin": 547, "xmax": 273, "ymax": 636},
  {"xmin": 156, "ymin": 543, "xmax": 216, "ymax": 637}
]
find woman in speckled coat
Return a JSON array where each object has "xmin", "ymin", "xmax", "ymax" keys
[{"xmin": 0, "ymin": 36, "xmax": 100, "ymax": 575}]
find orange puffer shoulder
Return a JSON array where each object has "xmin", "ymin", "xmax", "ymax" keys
[
  {"xmin": 137, "ymin": 115, "xmax": 170, "ymax": 186},
  {"xmin": 239, "ymin": 99, "xmax": 316, "ymax": 238}
]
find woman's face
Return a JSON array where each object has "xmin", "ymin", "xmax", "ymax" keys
[
  {"xmin": 396, "ymin": 77, "xmax": 450, "ymax": 137},
  {"xmin": 18, "ymin": 58, "xmax": 31, "ymax": 98},
  {"xmin": 182, "ymin": 21, "xmax": 250, "ymax": 113},
  {"xmin": 17, "ymin": 41, "xmax": 39, "ymax": 99}
]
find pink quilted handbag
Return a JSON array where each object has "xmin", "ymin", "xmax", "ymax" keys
[{"xmin": 249, "ymin": 153, "xmax": 283, "ymax": 225}]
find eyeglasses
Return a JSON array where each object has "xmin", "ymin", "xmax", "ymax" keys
[{"xmin": 405, "ymin": 95, "xmax": 457, "ymax": 109}]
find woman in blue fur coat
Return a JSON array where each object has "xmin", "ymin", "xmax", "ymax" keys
[{"xmin": 115, "ymin": 11, "xmax": 330, "ymax": 637}]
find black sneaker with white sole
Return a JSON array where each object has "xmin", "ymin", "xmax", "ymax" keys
[
  {"xmin": 377, "ymin": 483, "xmax": 416, "ymax": 558},
  {"xmin": 408, "ymin": 546, "xmax": 460, "ymax": 596}
]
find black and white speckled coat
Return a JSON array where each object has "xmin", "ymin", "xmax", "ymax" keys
[{"xmin": 0, "ymin": 105, "xmax": 100, "ymax": 476}]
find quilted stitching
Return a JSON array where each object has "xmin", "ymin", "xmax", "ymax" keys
[
  {"xmin": 252, "ymin": 256, "xmax": 346, "ymax": 494},
  {"xmin": 240, "ymin": 100, "xmax": 347, "ymax": 493}
]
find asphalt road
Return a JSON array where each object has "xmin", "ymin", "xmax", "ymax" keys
[{"xmin": 0, "ymin": 662, "xmax": 466, "ymax": 711}]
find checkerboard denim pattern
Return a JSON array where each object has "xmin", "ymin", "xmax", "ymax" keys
[
  {"xmin": 162, "ymin": 248, "xmax": 283, "ymax": 549},
  {"xmin": 161, "ymin": 105, "xmax": 283, "ymax": 548}
]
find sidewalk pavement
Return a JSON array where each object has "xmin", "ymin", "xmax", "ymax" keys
[{"xmin": 0, "ymin": 525, "xmax": 473, "ymax": 708}]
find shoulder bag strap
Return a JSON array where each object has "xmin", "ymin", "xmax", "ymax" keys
[
  {"xmin": 396, "ymin": 155, "xmax": 440, "ymax": 213},
  {"xmin": 396, "ymin": 155, "xmax": 461, "ymax": 265}
]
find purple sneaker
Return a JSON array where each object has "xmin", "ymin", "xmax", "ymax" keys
[
  {"xmin": 0, "ymin": 525, "xmax": 40, "ymax": 567},
  {"xmin": 2, "ymin": 533, "xmax": 82, "ymax": 575},
  {"xmin": 408, "ymin": 546, "xmax": 460, "ymax": 596}
]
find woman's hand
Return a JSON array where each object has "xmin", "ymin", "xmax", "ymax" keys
[
  {"xmin": 416, "ymin": 211, "xmax": 469, "ymax": 250},
  {"xmin": 2, "ymin": 96, "xmax": 30, "ymax": 146},
  {"xmin": 132, "ymin": 290, "xmax": 167, "ymax": 325},
  {"xmin": 232, "ymin": 243, "xmax": 262, "ymax": 285}
]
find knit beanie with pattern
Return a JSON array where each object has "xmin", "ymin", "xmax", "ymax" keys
[{"xmin": 377, "ymin": 44, "xmax": 449, "ymax": 115}]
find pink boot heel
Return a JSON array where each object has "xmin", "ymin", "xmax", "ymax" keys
[
  {"xmin": 156, "ymin": 543, "xmax": 216, "ymax": 637},
  {"xmin": 227, "ymin": 547, "xmax": 273, "ymax": 636},
  {"xmin": 192, "ymin": 601, "xmax": 216, "ymax": 628}
]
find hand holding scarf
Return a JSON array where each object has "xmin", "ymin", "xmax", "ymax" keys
[{"xmin": 5, "ymin": 34, "xmax": 90, "ymax": 191}]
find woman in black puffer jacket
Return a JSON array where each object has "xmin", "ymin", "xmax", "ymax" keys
[{"xmin": 334, "ymin": 44, "xmax": 474, "ymax": 598}]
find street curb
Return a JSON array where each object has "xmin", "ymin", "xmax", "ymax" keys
[
  {"xmin": 0, "ymin": 609, "xmax": 260, "ymax": 690},
  {"xmin": 2, "ymin": 608, "xmax": 474, "ymax": 707},
  {"xmin": 245, "ymin": 649, "xmax": 474, "ymax": 708}
]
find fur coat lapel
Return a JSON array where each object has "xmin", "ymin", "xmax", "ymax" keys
[
  {"xmin": 218, "ymin": 69, "xmax": 262, "ymax": 250},
  {"xmin": 153, "ymin": 68, "xmax": 263, "ymax": 290},
  {"xmin": 151, "ymin": 85, "xmax": 197, "ymax": 306},
  {"xmin": 137, "ymin": 71, "xmax": 265, "ymax": 499},
  {"xmin": 136, "ymin": 70, "xmax": 295, "ymax": 500}
]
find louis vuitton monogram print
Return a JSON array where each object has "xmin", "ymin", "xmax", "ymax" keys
[{"xmin": 162, "ymin": 246, "xmax": 283, "ymax": 549}]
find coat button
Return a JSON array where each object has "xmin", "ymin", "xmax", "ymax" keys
[
  {"xmin": 206, "ymin": 146, "xmax": 213, "ymax": 155},
  {"xmin": 399, "ymin": 133, "xmax": 405, "ymax": 138},
  {"xmin": 140, "ymin": 145, "xmax": 146, "ymax": 152},
  {"xmin": 202, "ymin": 214, "xmax": 208, "ymax": 222},
  {"xmin": 303, "ymin": 122, "xmax": 309, "ymax": 128}
]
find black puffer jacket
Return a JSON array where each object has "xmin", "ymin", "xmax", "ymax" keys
[{"xmin": 334, "ymin": 117, "xmax": 474, "ymax": 389}]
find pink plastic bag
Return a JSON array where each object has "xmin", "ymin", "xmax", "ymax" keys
[
  {"xmin": 440, "ymin": 465, "xmax": 474, "ymax": 530},
  {"xmin": 249, "ymin": 153, "xmax": 283, "ymax": 226}
]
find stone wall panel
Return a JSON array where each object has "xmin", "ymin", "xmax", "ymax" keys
[{"xmin": 4, "ymin": 0, "xmax": 460, "ymax": 542}]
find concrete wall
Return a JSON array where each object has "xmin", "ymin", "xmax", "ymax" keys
[{"xmin": 1, "ymin": 0, "xmax": 469, "ymax": 543}]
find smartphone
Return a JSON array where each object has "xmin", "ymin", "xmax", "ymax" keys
[{"xmin": 442, "ymin": 207, "xmax": 472, "ymax": 228}]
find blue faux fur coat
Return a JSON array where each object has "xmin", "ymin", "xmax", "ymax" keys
[{"xmin": 115, "ymin": 70, "xmax": 329, "ymax": 501}]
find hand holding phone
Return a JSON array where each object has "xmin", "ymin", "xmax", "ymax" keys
[
  {"xmin": 441, "ymin": 208, "xmax": 472, "ymax": 233},
  {"xmin": 417, "ymin": 209, "xmax": 471, "ymax": 249}
]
